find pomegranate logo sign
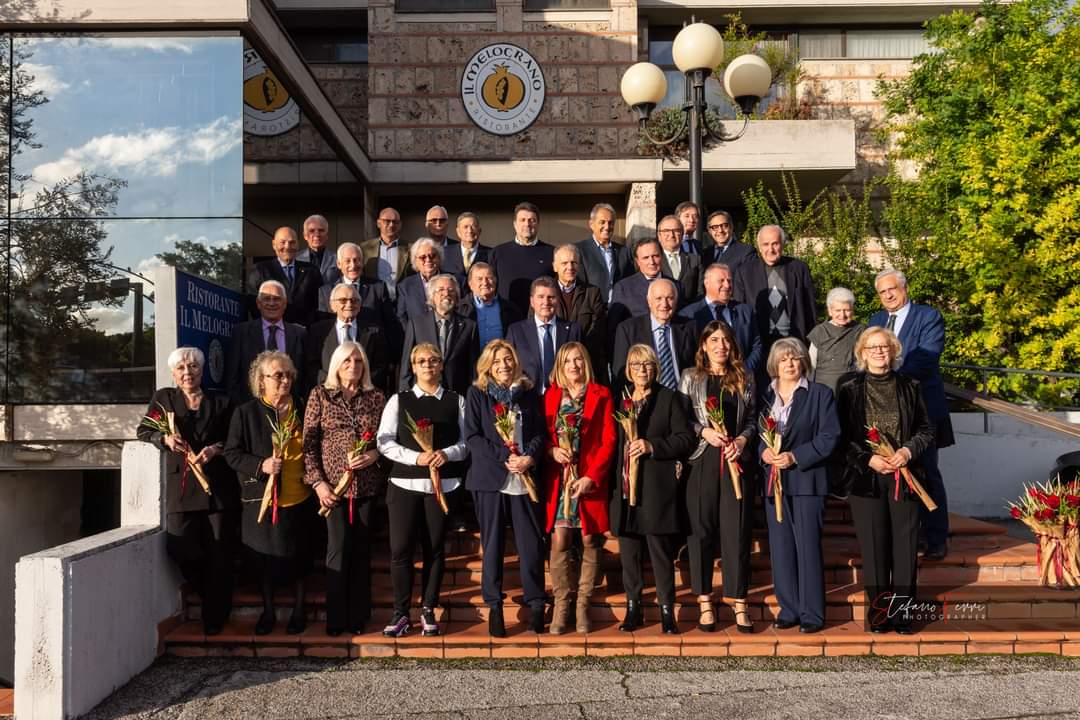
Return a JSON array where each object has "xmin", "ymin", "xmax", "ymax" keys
[{"xmin": 461, "ymin": 43, "xmax": 545, "ymax": 136}]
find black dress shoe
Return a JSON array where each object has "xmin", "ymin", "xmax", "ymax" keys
[
  {"xmin": 660, "ymin": 605, "xmax": 679, "ymax": 634},
  {"xmin": 326, "ymin": 627, "xmax": 344, "ymax": 637},
  {"xmin": 619, "ymin": 600, "xmax": 643, "ymax": 632},
  {"xmin": 255, "ymin": 610, "xmax": 275, "ymax": 636},
  {"xmin": 924, "ymin": 543, "xmax": 947, "ymax": 561},
  {"xmin": 799, "ymin": 623, "xmax": 824, "ymax": 634},
  {"xmin": 204, "ymin": 622, "xmax": 224, "ymax": 637},
  {"xmin": 893, "ymin": 618, "xmax": 916, "ymax": 635},
  {"xmin": 773, "ymin": 618, "xmax": 799, "ymax": 630},
  {"xmin": 528, "ymin": 605, "xmax": 545, "ymax": 634},
  {"xmin": 869, "ymin": 620, "xmax": 892, "ymax": 634},
  {"xmin": 488, "ymin": 606, "xmax": 506, "ymax": 638},
  {"xmin": 350, "ymin": 624, "xmax": 366, "ymax": 635},
  {"xmin": 287, "ymin": 611, "xmax": 306, "ymax": 635}
]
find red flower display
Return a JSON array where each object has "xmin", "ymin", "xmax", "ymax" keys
[
  {"xmin": 705, "ymin": 396, "xmax": 719, "ymax": 412},
  {"xmin": 361, "ymin": 429, "xmax": 376, "ymax": 442},
  {"xmin": 1011, "ymin": 506, "xmax": 1023, "ymax": 519},
  {"xmin": 1067, "ymin": 495, "xmax": 1080, "ymax": 508},
  {"xmin": 493, "ymin": 402, "xmax": 507, "ymax": 417},
  {"xmin": 1046, "ymin": 494, "xmax": 1062, "ymax": 509}
]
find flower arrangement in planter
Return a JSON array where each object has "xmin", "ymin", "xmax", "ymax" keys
[{"xmin": 1008, "ymin": 477, "xmax": 1080, "ymax": 588}]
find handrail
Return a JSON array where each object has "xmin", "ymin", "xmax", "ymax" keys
[
  {"xmin": 943, "ymin": 363, "xmax": 1080, "ymax": 380},
  {"xmin": 945, "ymin": 382, "xmax": 1080, "ymax": 441}
]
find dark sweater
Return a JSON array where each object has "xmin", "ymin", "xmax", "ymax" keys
[{"xmin": 489, "ymin": 241, "xmax": 555, "ymax": 311}]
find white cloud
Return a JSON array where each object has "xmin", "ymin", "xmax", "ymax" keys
[
  {"xmin": 22, "ymin": 63, "xmax": 70, "ymax": 96},
  {"xmin": 82, "ymin": 306, "xmax": 135, "ymax": 336},
  {"xmin": 29, "ymin": 116, "xmax": 241, "ymax": 186},
  {"xmin": 92, "ymin": 37, "xmax": 195, "ymax": 54}
]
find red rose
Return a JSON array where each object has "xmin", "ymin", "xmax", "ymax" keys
[
  {"xmin": 622, "ymin": 398, "xmax": 634, "ymax": 412},
  {"xmin": 1067, "ymin": 495, "xmax": 1080, "ymax": 508},
  {"xmin": 1029, "ymin": 487, "xmax": 1041, "ymax": 499},
  {"xmin": 1045, "ymin": 494, "xmax": 1061, "ymax": 509},
  {"xmin": 493, "ymin": 403, "xmax": 507, "ymax": 416},
  {"xmin": 706, "ymin": 396, "xmax": 719, "ymax": 411},
  {"xmin": 764, "ymin": 416, "xmax": 777, "ymax": 431},
  {"xmin": 1035, "ymin": 508, "xmax": 1056, "ymax": 521},
  {"xmin": 149, "ymin": 410, "xmax": 162, "ymax": 421},
  {"xmin": 564, "ymin": 413, "xmax": 578, "ymax": 427},
  {"xmin": 867, "ymin": 426, "xmax": 881, "ymax": 443},
  {"xmin": 361, "ymin": 430, "xmax": 375, "ymax": 441},
  {"xmin": 416, "ymin": 418, "xmax": 432, "ymax": 430},
  {"xmin": 1010, "ymin": 506, "xmax": 1022, "ymax": 519}
]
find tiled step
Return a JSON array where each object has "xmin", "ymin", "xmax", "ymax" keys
[
  {"xmin": 163, "ymin": 616, "xmax": 1080, "ymax": 658},
  {"xmin": 0, "ymin": 688, "xmax": 13, "ymax": 717}
]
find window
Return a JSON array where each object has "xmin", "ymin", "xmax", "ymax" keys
[
  {"xmin": 291, "ymin": 31, "xmax": 368, "ymax": 64},
  {"xmin": 799, "ymin": 28, "xmax": 929, "ymax": 59},
  {"xmin": 524, "ymin": 0, "xmax": 610, "ymax": 8},
  {"xmin": 396, "ymin": 0, "xmax": 495, "ymax": 11}
]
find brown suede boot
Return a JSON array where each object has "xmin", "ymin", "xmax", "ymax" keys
[
  {"xmin": 549, "ymin": 548, "xmax": 572, "ymax": 634},
  {"xmin": 576, "ymin": 543, "xmax": 600, "ymax": 634}
]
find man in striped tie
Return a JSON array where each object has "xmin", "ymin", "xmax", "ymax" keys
[{"xmin": 611, "ymin": 278, "xmax": 696, "ymax": 389}]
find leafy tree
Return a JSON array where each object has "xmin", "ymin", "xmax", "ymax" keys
[
  {"xmin": 156, "ymin": 239, "xmax": 243, "ymax": 291},
  {"xmin": 877, "ymin": 0, "xmax": 1080, "ymax": 405}
]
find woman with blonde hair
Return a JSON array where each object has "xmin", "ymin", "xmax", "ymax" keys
[
  {"xmin": 302, "ymin": 341, "xmax": 386, "ymax": 635},
  {"xmin": 463, "ymin": 339, "xmax": 546, "ymax": 637},
  {"xmin": 542, "ymin": 342, "xmax": 616, "ymax": 634}
]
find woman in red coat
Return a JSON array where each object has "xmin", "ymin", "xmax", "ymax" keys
[{"xmin": 543, "ymin": 341, "xmax": 616, "ymax": 634}]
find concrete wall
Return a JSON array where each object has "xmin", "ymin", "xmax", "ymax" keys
[
  {"xmin": 0, "ymin": 471, "xmax": 84, "ymax": 685},
  {"xmin": 942, "ymin": 412, "xmax": 1080, "ymax": 519},
  {"xmin": 14, "ymin": 442, "xmax": 179, "ymax": 720}
]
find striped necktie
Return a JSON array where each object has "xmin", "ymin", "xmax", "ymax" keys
[{"xmin": 657, "ymin": 324, "xmax": 677, "ymax": 389}]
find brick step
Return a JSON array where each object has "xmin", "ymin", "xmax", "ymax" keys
[{"xmin": 163, "ymin": 616, "xmax": 1080, "ymax": 658}]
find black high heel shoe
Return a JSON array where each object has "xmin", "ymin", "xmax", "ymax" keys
[
  {"xmin": 660, "ymin": 604, "xmax": 679, "ymax": 634},
  {"xmin": 697, "ymin": 596, "xmax": 717, "ymax": 633},
  {"xmin": 733, "ymin": 600, "xmax": 753, "ymax": 634}
]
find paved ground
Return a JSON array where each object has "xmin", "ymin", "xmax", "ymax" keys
[{"xmin": 83, "ymin": 655, "xmax": 1080, "ymax": 720}]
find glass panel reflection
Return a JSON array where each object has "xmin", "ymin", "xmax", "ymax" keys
[
  {"xmin": 10, "ymin": 35, "xmax": 242, "ymax": 219},
  {"xmin": 7, "ymin": 218, "xmax": 241, "ymax": 403}
]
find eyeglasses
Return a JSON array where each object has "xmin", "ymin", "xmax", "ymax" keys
[
  {"xmin": 378, "ymin": 218, "xmax": 400, "ymax": 225},
  {"xmin": 657, "ymin": 228, "xmax": 680, "ymax": 235},
  {"xmin": 263, "ymin": 372, "xmax": 291, "ymax": 382},
  {"xmin": 628, "ymin": 361, "xmax": 656, "ymax": 370},
  {"xmin": 415, "ymin": 357, "xmax": 443, "ymax": 366},
  {"xmin": 333, "ymin": 297, "xmax": 358, "ymax": 304},
  {"xmin": 427, "ymin": 218, "xmax": 448, "ymax": 224},
  {"xmin": 416, "ymin": 254, "xmax": 439, "ymax": 261},
  {"xmin": 708, "ymin": 223, "xmax": 731, "ymax": 231},
  {"xmin": 258, "ymin": 294, "xmax": 284, "ymax": 302},
  {"xmin": 865, "ymin": 345, "xmax": 892, "ymax": 354}
]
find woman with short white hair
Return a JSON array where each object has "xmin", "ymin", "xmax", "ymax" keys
[
  {"xmin": 807, "ymin": 286, "xmax": 865, "ymax": 392},
  {"xmin": 137, "ymin": 346, "xmax": 238, "ymax": 636}
]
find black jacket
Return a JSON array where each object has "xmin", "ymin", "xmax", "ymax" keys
[
  {"xmin": 835, "ymin": 372, "xmax": 936, "ymax": 498},
  {"xmin": 399, "ymin": 309, "xmax": 480, "ymax": 397},
  {"xmin": 303, "ymin": 317, "xmax": 388, "ymax": 394},
  {"xmin": 224, "ymin": 318, "xmax": 307, "ymax": 404},
  {"xmin": 246, "ymin": 259, "xmax": 322, "ymax": 326},
  {"xmin": 224, "ymin": 395, "xmax": 305, "ymax": 504}
]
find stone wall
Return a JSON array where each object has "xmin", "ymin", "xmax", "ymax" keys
[{"xmin": 365, "ymin": 0, "xmax": 639, "ymax": 161}]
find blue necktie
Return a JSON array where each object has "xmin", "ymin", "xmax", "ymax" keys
[
  {"xmin": 284, "ymin": 264, "xmax": 294, "ymax": 288},
  {"xmin": 657, "ymin": 324, "xmax": 677, "ymax": 389},
  {"xmin": 542, "ymin": 323, "xmax": 555, "ymax": 387}
]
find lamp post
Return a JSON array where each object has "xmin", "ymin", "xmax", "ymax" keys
[{"xmin": 620, "ymin": 22, "xmax": 772, "ymax": 249}]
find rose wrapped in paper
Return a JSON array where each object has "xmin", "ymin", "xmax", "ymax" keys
[
  {"xmin": 613, "ymin": 391, "xmax": 641, "ymax": 506},
  {"xmin": 140, "ymin": 403, "xmax": 212, "ymax": 496},
  {"xmin": 702, "ymin": 393, "xmax": 743, "ymax": 501},
  {"xmin": 404, "ymin": 412, "xmax": 449, "ymax": 514},
  {"xmin": 865, "ymin": 424, "xmax": 937, "ymax": 511},
  {"xmin": 760, "ymin": 413, "xmax": 783, "ymax": 523},
  {"xmin": 259, "ymin": 407, "xmax": 299, "ymax": 524},
  {"xmin": 491, "ymin": 402, "xmax": 539, "ymax": 503},
  {"xmin": 1008, "ymin": 478, "xmax": 1080, "ymax": 587},
  {"xmin": 555, "ymin": 408, "xmax": 582, "ymax": 519},
  {"xmin": 319, "ymin": 430, "xmax": 377, "ymax": 520}
]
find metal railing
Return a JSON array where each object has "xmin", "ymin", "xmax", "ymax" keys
[
  {"xmin": 943, "ymin": 363, "xmax": 1080, "ymax": 396},
  {"xmin": 942, "ymin": 363, "xmax": 1080, "ymax": 440}
]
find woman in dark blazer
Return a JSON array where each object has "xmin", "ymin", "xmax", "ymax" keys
[
  {"xmin": 610, "ymin": 343, "xmax": 697, "ymax": 634},
  {"xmin": 836, "ymin": 327, "xmax": 935, "ymax": 634},
  {"xmin": 542, "ymin": 342, "xmax": 616, "ymax": 634},
  {"xmin": 137, "ymin": 346, "xmax": 238, "ymax": 636},
  {"xmin": 679, "ymin": 321, "xmax": 757, "ymax": 633},
  {"xmin": 224, "ymin": 350, "xmax": 313, "ymax": 637},
  {"xmin": 759, "ymin": 337, "xmax": 840, "ymax": 634},
  {"xmin": 463, "ymin": 338, "xmax": 546, "ymax": 637}
]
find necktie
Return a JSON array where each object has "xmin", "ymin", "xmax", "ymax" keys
[
  {"xmin": 266, "ymin": 323, "xmax": 279, "ymax": 351},
  {"xmin": 711, "ymin": 302, "xmax": 720, "ymax": 321},
  {"xmin": 344, "ymin": 323, "xmax": 354, "ymax": 343},
  {"xmin": 463, "ymin": 248, "xmax": 473, "ymax": 272},
  {"xmin": 438, "ymin": 318, "xmax": 449, "ymax": 355},
  {"xmin": 285, "ymin": 264, "xmax": 294, "ymax": 289},
  {"xmin": 657, "ymin": 324, "xmax": 677, "ymax": 389},
  {"xmin": 668, "ymin": 252, "xmax": 681, "ymax": 278},
  {"xmin": 887, "ymin": 313, "xmax": 897, "ymax": 331},
  {"xmin": 542, "ymin": 323, "xmax": 555, "ymax": 386}
]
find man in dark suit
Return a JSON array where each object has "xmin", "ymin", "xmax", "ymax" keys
[
  {"xmin": 612, "ymin": 278, "xmax": 695, "ymax": 389},
  {"xmin": 505, "ymin": 276, "xmax": 583, "ymax": 395},
  {"xmin": 442, "ymin": 211, "xmax": 489, "ymax": 287},
  {"xmin": 396, "ymin": 237, "xmax": 445, "ymax": 327},
  {"xmin": 869, "ymin": 268, "xmax": 954, "ymax": 560},
  {"xmin": 675, "ymin": 200, "xmax": 706, "ymax": 256},
  {"xmin": 360, "ymin": 207, "xmax": 411, "ymax": 301},
  {"xmin": 733, "ymin": 225, "xmax": 816, "ymax": 354},
  {"xmin": 458, "ymin": 261, "xmax": 521, "ymax": 348},
  {"xmin": 657, "ymin": 214, "xmax": 703, "ymax": 307},
  {"xmin": 296, "ymin": 214, "xmax": 339, "ymax": 286},
  {"xmin": 488, "ymin": 202, "xmax": 554, "ymax": 311},
  {"xmin": 679, "ymin": 263, "xmax": 762, "ymax": 373},
  {"xmin": 575, "ymin": 202, "xmax": 631, "ymax": 303},
  {"xmin": 399, "ymin": 273, "xmax": 479, "ymax": 397},
  {"xmin": 609, "ymin": 237, "xmax": 667, "ymax": 330},
  {"xmin": 425, "ymin": 205, "xmax": 459, "ymax": 251},
  {"xmin": 305, "ymin": 283, "xmax": 388, "ymax": 393},
  {"xmin": 704, "ymin": 210, "xmax": 755, "ymax": 275},
  {"xmin": 552, "ymin": 244, "xmax": 608, "ymax": 383},
  {"xmin": 246, "ymin": 226, "xmax": 322, "ymax": 326},
  {"xmin": 317, "ymin": 241, "xmax": 401, "ymax": 361},
  {"xmin": 226, "ymin": 279, "xmax": 307, "ymax": 403}
]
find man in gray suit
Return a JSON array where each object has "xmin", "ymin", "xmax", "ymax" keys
[
  {"xmin": 575, "ymin": 202, "xmax": 630, "ymax": 304},
  {"xmin": 296, "ymin": 214, "xmax": 339, "ymax": 286},
  {"xmin": 657, "ymin": 214, "xmax": 703, "ymax": 308},
  {"xmin": 226, "ymin": 279, "xmax": 307, "ymax": 403}
]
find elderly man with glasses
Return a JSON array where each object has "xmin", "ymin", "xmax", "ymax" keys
[
  {"xmin": 226, "ymin": 280, "xmax": 307, "ymax": 403},
  {"xmin": 305, "ymin": 283, "xmax": 389, "ymax": 393}
]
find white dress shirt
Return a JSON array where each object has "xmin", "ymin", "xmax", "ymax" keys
[
  {"xmin": 649, "ymin": 315, "xmax": 680, "ymax": 376},
  {"xmin": 377, "ymin": 384, "xmax": 468, "ymax": 493}
]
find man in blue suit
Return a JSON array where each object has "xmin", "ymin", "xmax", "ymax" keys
[
  {"xmin": 505, "ymin": 276, "xmax": 581, "ymax": 395},
  {"xmin": 296, "ymin": 214, "xmax": 340, "ymax": 286},
  {"xmin": 679, "ymin": 263, "xmax": 762, "ymax": 374},
  {"xmin": 869, "ymin": 269, "xmax": 955, "ymax": 560}
]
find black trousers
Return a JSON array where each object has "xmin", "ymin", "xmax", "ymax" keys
[
  {"xmin": 849, "ymin": 479, "xmax": 920, "ymax": 625},
  {"xmin": 472, "ymin": 490, "xmax": 546, "ymax": 608},
  {"xmin": 765, "ymin": 494, "xmax": 826, "ymax": 626},
  {"xmin": 166, "ymin": 509, "xmax": 237, "ymax": 629},
  {"xmin": 918, "ymin": 443, "xmax": 950, "ymax": 547},
  {"xmin": 387, "ymin": 482, "xmax": 451, "ymax": 614},
  {"xmin": 686, "ymin": 472, "xmax": 753, "ymax": 599},
  {"xmin": 617, "ymin": 532, "xmax": 679, "ymax": 606},
  {"xmin": 324, "ymin": 496, "xmax": 375, "ymax": 632}
]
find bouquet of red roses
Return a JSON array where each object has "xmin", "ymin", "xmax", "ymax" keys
[
  {"xmin": 141, "ymin": 403, "xmax": 212, "ymax": 496},
  {"xmin": 406, "ymin": 412, "xmax": 449, "ymax": 514},
  {"xmin": 259, "ymin": 407, "xmax": 299, "ymax": 525},
  {"xmin": 492, "ymin": 402, "xmax": 538, "ymax": 503},
  {"xmin": 702, "ymin": 392, "xmax": 743, "ymax": 501},
  {"xmin": 865, "ymin": 425, "xmax": 937, "ymax": 511},
  {"xmin": 555, "ymin": 407, "xmax": 582, "ymax": 519},
  {"xmin": 760, "ymin": 413, "xmax": 783, "ymax": 523},
  {"xmin": 1008, "ymin": 477, "xmax": 1080, "ymax": 587},
  {"xmin": 613, "ymin": 390, "xmax": 641, "ymax": 506},
  {"xmin": 319, "ymin": 430, "xmax": 377, "ymax": 521}
]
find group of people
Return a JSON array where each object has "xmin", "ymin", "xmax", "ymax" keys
[{"xmin": 140, "ymin": 199, "xmax": 954, "ymax": 641}]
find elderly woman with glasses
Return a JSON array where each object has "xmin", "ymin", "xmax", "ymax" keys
[
  {"xmin": 759, "ymin": 338, "xmax": 840, "ymax": 635},
  {"xmin": 836, "ymin": 327, "xmax": 935, "ymax": 635},
  {"xmin": 397, "ymin": 237, "xmax": 445, "ymax": 325},
  {"xmin": 302, "ymin": 341, "xmax": 387, "ymax": 636},
  {"xmin": 225, "ymin": 350, "xmax": 312, "ymax": 636},
  {"xmin": 807, "ymin": 287, "xmax": 866, "ymax": 393},
  {"xmin": 137, "ymin": 346, "xmax": 238, "ymax": 636},
  {"xmin": 464, "ymin": 339, "xmax": 546, "ymax": 637},
  {"xmin": 610, "ymin": 344, "xmax": 696, "ymax": 635}
]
